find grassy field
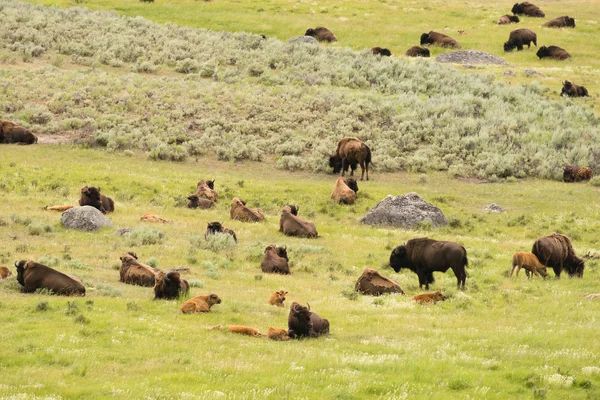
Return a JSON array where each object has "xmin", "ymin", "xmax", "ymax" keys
[{"xmin": 1, "ymin": 147, "xmax": 600, "ymax": 399}]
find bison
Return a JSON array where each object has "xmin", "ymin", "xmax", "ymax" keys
[
  {"xmin": 153, "ymin": 270, "xmax": 189, "ymax": 300},
  {"xmin": 532, "ymin": 233, "xmax": 584, "ymax": 277},
  {"xmin": 186, "ymin": 194, "xmax": 214, "ymax": 209},
  {"xmin": 329, "ymin": 137, "xmax": 372, "ymax": 181},
  {"xmin": 280, "ymin": 206, "xmax": 318, "ymax": 238},
  {"xmin": 267, "ymin": 327, "xmax": 291, "ymax": 341},
  {"xmin": 355, "ymin": 267, "xmax": 405, "ymax": 296},
  {"xmin": 269, "ymin": 290, "xmax": 288, "ymax": 307},
  {"xmin": 0, "ymin": 265, "xmax": 13, "ymax": 279},
  {"xmin": 140, "ymin": 212, "xmax": 172, "ymax": 223},
  {"xmin": 205, "ymin": 221, "xmax": 238, "ymax": 243},
  {"xmin": 405, "ymin": 46, "xmax": 431, "ymax": 57},
  {"xmin": 510, "ymin": 252, "xmax": 548, "ymax": 279},
  {"xmin": 119, "ymin": 253, "xmax": 157, "ymax": 287},
  {"xmin": 79, "ymin": 186, "xmax": 115, "ymax": 214},
  {"xmin": 192, "ymin": 179, "xmax": 218, "ymax": 203},
  {"xmin": 0, "ymin": 126, "xmax": 38, "ymax": 145},
  {"xmin": 305, "ymin": 27, "xmax": 337, "ymax": 42},
  {"xmin": 563, "ymin": 164, "xmax": 592, "ymax": 182},
  {"xmin": 504, "ymin": 29, "xmax": 537, "ymax": 52},
  {"xmin": 181, "ymin": 294, "xmax": 221, "ymax": 314},
  {"xmin": 420, "ymin": 31, "xmax": 460, "ymax": 49},
  {"xmin": 561, "ymin": 81, "xmax": 589, "ymax": 98},
  {"xmin": 371, "ymin": 47, "xmax": 391, "ymax": 56},
  {"xmin": 288, "ymin": 302, "xmax": 329, "ymax": 339},
  {"xmin": 261, "ymin": 245, "xmax": 290, "ymax": 274},
  {"xmin": 536, "ymin": 45, "xmax": 570, "ymax": 60},
  {"xmin": 331, "ymin": 177, "xmax": 358, "ymax": 205},
  {"xmin": 15, "ymin": 260, "xmax": 85, "ymax": 296},
  {"xmin": 211, "ymin": 325, "xmax": 264, "ymax": 337},
  {"xmin": 389, "ymin": 238, "xmax": 468, "ymax": 290},
  {"xmin": 511, "ymin": 2, "xmax": 545, "ymax": 17},
  {"xmin": 412, "ymin": 290, "xmax": 446, "ymax": 304},
  {"xmin": 230, "ymin": 197, "xmax": 265, "ymax": 222},
  {"xmin": 497, "ymin": 14, "xmax": 520, "ymax": 24},
  {"xmin": 543, "ymin": 16, "xmax": 575, "ymax": 28}
]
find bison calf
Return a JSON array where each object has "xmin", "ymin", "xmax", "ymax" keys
[
  {"xmin": 510, "ymin": 252, "xmax": 547, "ymax": 279},
  {"xmin": 267, "ymin": 327, "xmax": 291, "ymax": 341},
  {"xmin": 412, "ymin": 290, "xmax": 446, "ymax": 304},
  {"xmin": 211, "ymin": 325, "xmax": 264, "ymax": 337},
  {"xmin": 181, "ymin": 294, "xmax": 222, "ymax": 313},
  {"xmin": 0, "ymin": 266, "xmax": 13, "ymax": 279},
  {"xmin": 187, "ymin": 194, "xmax": 214, "ymax": 209},
  {"xmin": 561, "ymin": 81, "xmax": 589, "ymax": 98},
  {"xmin": 269, "ymin": 290, "xmax": 288, "ymax": 307}
]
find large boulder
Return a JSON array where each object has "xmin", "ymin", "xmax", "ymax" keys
[
  {"xmin": 361, "ymin": 193, "xmax": 447, "ymax": 228},
  {"xmin": 355, "ymin": 267, "xmax": 405, "ymax": 296},
  {"xmin": 61, "ymin": 206, "xmax": 112, "ymax": 231}
]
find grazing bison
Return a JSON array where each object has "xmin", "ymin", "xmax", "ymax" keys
[
  {"xmin": 205, "ymin": 222, "xmax": 238, "ymax": 243},
  {"xmin": 280, "ymin": 206, "xmax": 318, "ymax": 238},
  {"xmin": 371, "ymin": 47, "xmax": 391, "ymax": 56},
  {"xmin": 389, "ymin": 238, "xmax": 468, "ymax": 290},
  {"xmin": 504, "ymin": 29, "xmax": 537, "ymax": 52},
  {"xmin": 498, "ymin": 14, "xmax": 520, "ymax": 24},
  {"xmin": 269, "ymin": 290, "xmax": 288, "ymax": 307},
  {"xmin": 0, "ymin": 266, "xmax": 13, "ymax": 279},
  {"xmin": 267, "ymin": 327, "xmax": 291, "ymax": 341},
  {"xmin": 79, "ymin": 186, "xmax": 115, "ymax": 214},
  {"xmin": 420, "ymin": 31, "xmax": 460, "ymax": 49},
  {"xmin": 412, "ymin": 290, "xmax": 446, "ymax": 304},
  {"xmin": 181, "ymin": 293, "xmax": 221, "ymax": 314},
  {"xmin": 230, "ymin": 197, "xmax": 265, "ymax": 222},
  {"xmin": 561, "ymin": 81, "xmax": 589, "ymax": 98},
  {"xmin": 119, "ymin": 253, "xmax": 157, "ymax": 287},
  {"xmin": 510, "ymin": 252, "xmax": 548, "ymax": 279},
  {"xmin": 140, "ymin": 212, "xmax": 172, "ymax": 223},
  {"xmin": 288, "ymin": 302, "xmax": 329, "ymax": 339},
  {"xmin": 193, "ymin": 179, "xmax": 218, "ymax": 203},
  {"xmin": 536, "ymin": 45, "xmax": 570, "ymax": 60},
  {"xmin": 305, "ymin": 27, "xmax": 337, "ymax": 42},
  {"xmin": 355, "ymin": 267, "xmax": 405, "ymax": 296},
  {"xmin": 511, "ymin": 2, "xmax": 545, "ymax": 17},
  {"xmin": 329, "ymin": 137, "xmax": 372, "ymax": 181},
  {"xmin": 331, "ymin": 177, "xmax": 359, "ymax": 205},
  {"xmin": 563, "ymin": 164, "xmax": 593, "ymax": 182},
  {"xmin": 261, "ymin": 245, "xmax": 290, "ymax": 274},
  {"xmin": 543, "ymin": 16, "xmax": 575, "ymax": 28},
  {"xmin": 187, "ymin": 194, "xmax": 214, "ymax": 209},
  {"xmin": 532, "ymin": 233, "xmax": 584, "ymax": 277},
  {"xmin": 15, "ymin": 260, "xmax": 85, "ymax": 296},
  {"xmin": 153, "ymin": 270, "xmax": 189, "ymax": 300},
  {"xmin": 0, "ymin": 126, "xmax": 38, "ymax": 145},
  {"xmin": 405, "ymin": 46, "xmax": 431, "ymax": 57}
]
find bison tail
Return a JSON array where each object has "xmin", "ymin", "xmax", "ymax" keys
[{"xmin": 366, "ymin": 146, "xmax": 372, "ymax": 166}]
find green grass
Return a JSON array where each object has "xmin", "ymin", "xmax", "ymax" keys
[{"xmin": 1, "ymin": 146, "xmax": 600, "ymax": 398}]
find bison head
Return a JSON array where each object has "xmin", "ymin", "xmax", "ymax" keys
[
  {"xmin": 329, "ymin": 154, "xmax": 342, "ymax": 174},
  {"xmin": 567, "ymin": 258, "xmax": 585, "ymax": 278},
  {"xmin": 344, "ymin": 178, "xmax": 359, "ymax": 193},
  {"xmin": 286, "ymin": 205, "xmax": 299, "ymax": 216},
  {"xmin": 305, "ymin": 28, "xmax": 316, "ymax": 37},
  {"xmin": 567, "ymin": 17, "xmax": 575, "ymax": 27},
  {"xmin": 503, "ymin": 41, "xmax": 516, "ymax": 52},
  {"xmin": 389, "ymin": 245, "xmax": 409, "ymax": 272},
  {"xmin": 536, "ymin": 46, "xmax": 548, "ymax": 59},
  {"xmin": 207, "ymin": 293, "xmax": 222, "ymax": 306},
  {"xmin": 207, "ymin": 222, "xmax": 223, "ymax": 234},
  {"xmin": 80, "ymin": 186, "xmax": 104, "ymax": 211},
  {"xmin": 289, "ymin": 302, "xmax": 313, "ymax": 333},
  {"xmin": 420, "ymin": 33, "xmax": 432, "ymax": 46},
  {"xmin": 187, "ymin": 194, "xmax": 200, "ymax": 208},
  {"xmin": 276, "ymin": 246, "xmax": 289, "ymax": 261},
  {"xmin": 14, "ymin": 260, "xmax": 27, "ymax": 286},
  {"xmin": 206, "ymin": 180, "xmax": 215, "ymax": 190},
  {"xmin": 511, "ymin": 3, "xmax": 521, "ymax": 14},
  {"xmin": 380, "ymin": 48, "xmax": 392, "ymax": 57},
  {"xmin": 563, "ymin": 164, "xmax": 576, "ymax": 182},
  {"xmin": 433, "ymin": 290, "xmax": 446, "ymax": 302}
]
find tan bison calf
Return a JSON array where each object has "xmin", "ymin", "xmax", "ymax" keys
[
  {"xmin": 0, "ymin": 266, "xmax": 13, "ymax": 279},
  {"xmin": 211, "ymin": 325, "xmax": 264, "ymax": 337},
  {"xmin": 230, "ymin": 197, "xmax": 265, "ymax": 222},
  {"xmin": 331, "ymin": 177, "xmax": 359, "ymax": 205},
  {"xmin": 181, "ymin": 294, "xmax": 222, "ymax": 313},
  {"xmin": 280, "ymin": 206, "xmax": 318, "ymax": 238},
  {"xmin": 140, "ymin": 212, "xmax": 172, "ymax": 223},
  {"xmin": 268, "ymin": 290, "xmax": 288, "ymax": 307},
  {"xmin": 267, "ymin": 327, "xmax": 291, "ymax": 341},
  {"xmin": 119, "ymin": 253, "xmax": 157, "ymax": 287},
  {"xmin": 510, "ymin": 252, "xmax": 548, "ymax": 279},
  {"xmin": 412, "ymin": 290, "xmax": 446, "ymax": 305}
]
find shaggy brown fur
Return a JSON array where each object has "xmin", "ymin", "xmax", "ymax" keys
[
  {"xmin": 405, "ymin": 46, "xmax": 430, "ymax": 57},
  {"xmin": 305, "ymin": 27, "xmax": 337, "ymax": 42},
  {"xmin": 261, "ymin": 245, "xmax": 290, "ymax": 274},
  {"xmin": 561, "ymin": 81, "xmax": 589, "ymax": 98},
  {"xmin": 187, "ymin": 194, "xmax": 214, "ymax": 209},
  {"xmin": 331, "ymin": 177, "xmax": 358, "ymax": 205},
  {"xmin": 329, "ymin": 137, "xmax": 372, "ymax": 181},
  {"xmin": 0, "ymin": 120, "xmax": 19, "ymax": 132},
  {"xmin": 371, "ymin": 47, "xmax": 391, "ymax": 56},
  {"xmin": 0, "ymin": 126, "xmax": 38, "ymax": 145},
  {"xmin": 181, "ymin": 294, "xmax": 222, "ymax": 314},
  {"xmin": 205, "ymin": 222, "xmax": 238, "ymax": 243},
  {"xmin": 420, "ymin": 31, "xmax": 460, "ymax": 48},
  {"xmin": 563, "ymin": 164, "xmax": 593, "ymax": 182},
  {"xmin": 412, "ymin": 290, "xmax": 446, "ymax": 304},
  {"xmin": 153, "ymin": 270, "xmax": 189, "ymax": 299},
  {"xmin": 512, "ymin": 2, "xmax": 544, "ymax": 17},
  {"xmin": 140, "ymin": 212, "xmax": 172, "ymax": 223},
  {"xmin": 43, "ymin": 205, "xmax": 75, "ymax": 212},
  {"xmin": 536, "ymin": 45, "xmax": 570, "ymax": 60},
  {"xmin": 510, "ymin": 252, "xmax": 548, "ymax": 279},
  {"xmin": 211, "ymin": 325, "xmax": 265, "ymax": 337},
  {"xmin": 504, "ymin": 29, "xmax": 537, "ymax": 52},
  {"xmin": 497, "ymin": 15, "xmax": 519, "ymax": 24},
  {"xmin": 230, "ymin": 197, "xmax": 265, "ymax": 222},
  {"xmin": 15, "ymin": 260, "xmax": 85, "ymax": 296},
  {"xmin": 194, "ymin": 179, "xmax": 218, "ymax": 203},
  {"xmin": 543, "ymin": 16, "xmax": 575, "ymax": 28},
  {"xmin": 79, "ymin": 186, "xmax": 115, "ymax": 213},
  {"xmin": 267, "ymin": 327, "xmax": 291, "ymax": 341},
  {"xmin": 355, "ymin": 267, "xmax": 405, "ymax": 296},
  {"xmin": 280, "ymin": 206, "xmax": 318, "ymax": 238},
  {"xmin": 268, "ymin": 290, "xmax": 288, "ymax": 307},
  {"xmin": 119, "ymin": 253, "xmax": 157, "ymax": 287},
  {"xmin": 0, "ymin": 266, "xmax": 12, "ymax": 279},
  {"xmin": 532, "ymin": 232, "xmax": 584, "ymax": 277}
]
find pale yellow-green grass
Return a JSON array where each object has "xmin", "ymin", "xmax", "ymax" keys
[{"xmin": 1, "ymin": 146, "xmax": 600, "ymax": 399}]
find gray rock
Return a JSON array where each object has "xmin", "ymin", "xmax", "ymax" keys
[
  {"xmin": 504, "ymin": 70, "xmax": 516, "ymax": 76},
  {"xmin": 361, "ymin": 193, "xmax": 448, "ymax": 228},
  {"xmin": 115, "ymin": 228, "xmax": 133, "ymax": 236},
  {"xmin": 524, "ymin": 69, "xmax": 543, "ymax": 77},
  {"xmin": 287, "ymin": 36, "xmax": 319, "ymax": 45},
  {"xmin": 436, "ymin": 50, "xmax": 508, "ymax": 65},
  {"xmin": 485, "ymin": 203, "xmax": 506, "ymax": 213},
  {"xmin": 61, "ymin": 206, "xmax": 112, "ymax": 231}
]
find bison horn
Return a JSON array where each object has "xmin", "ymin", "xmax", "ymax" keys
[
  {"xmin": 307, "ymin": 302, "xmax": 311, "ymax": 311},
  {"xmin": 14, "ymin": 261, "xmax": 19, "ymax": 268}
]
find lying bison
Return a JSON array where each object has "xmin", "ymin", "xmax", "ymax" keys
[
  {"xmin": 267, "ymin": 327, "xmax": 290, "ymax": 341},
  {"xmin": 181, "ymin": 294, "xmax": 222, "ymax": 314},
  {"xmin": 79, "ymin": 186, "xmax": 115, "ymax": 213},
  {"xmin": 153, "ymin": 270, "xmax": 189, "ymax": 300},
  {"xmin": 412, "ymin": 290, "xmax": 446, "ymax": 305},
  {"xmin": 405, "ymin": 46, "xmax": 430, "ymax": 57},
  {"xmin": 0, "ymin": 265, "xmax": 12, "ymax": 279},
  {"xmin": 0, "ymin": 126, "xmax": 38, "ymax": 145},
  {"xmin": 187, "ymin": 194, "xmax": 214, "ymax": 209},
  {"xmin": 536, "ymin": 45, "xmax": 570, "ymax": 60},
  {"xmin": 305, "ymin": 27, "xmax": 337, "ymax": 42},
  {"xmin": 563, "ymin": 164, "xmax": 592, "ymax": 182},
  {"xmin": 498, "ymin": 14, "xmax": 520, "ymax": 24},
  {"xmin": 15, "ymin": 260, "xmax": 85, "ymax": 295},
  {"xmin": 205, "ymin": 221, "xmax": 238, "ymax": 243},
  {"xmin": 261, "ymin": 245, "xmax": 290, "ymax": 274},
  {"xmin": 561, "ymin": 81, "xmax": 589, "ymax": 98},
  {"xmin": 371, "ymin": 47, "xmax": 391, "ymax": 56},
  {"xmin": 532, "ymin": 233, "xmax": 584, "ymax": 277},
  {"xmin": 331, "ymin": 177, "xmax": 358, "ymax": 205},
  {"xmin": 329, "ymin": 137, "xmax": 372, "ymax": 181},
  {"xmin": 280, "ymin": 206, "xmax": 318, "ymax": 238},
  {"xmin": 119, "ymin": 253, "xmax": 157, "ymax": 287},
  {"xmin": 355, "ymin": 267, "xmax": 405, "ymax": 296},
  {"xmin": 543, "ymin": 16, "xmax": 575, "ymax": 28},
  {"xmin": 504, "ymin": 29, "xmax": 537, "ymax": 52},
  {"xmin": 269, "ymin": 290, "xmax": 288, "ymax": 307},
  {"xmin": 288, "ymin": 302, "xmax": 329, "ymax": 339},
  {"xmin": 511, "ymin": 2, "xmax": 544, "ymax": 17},
  {"xmin": 230, "ymin": 197, "xmax": 265, "ymax": 222},
  {"xmin": 420, "ymin": 31, "xmax": 460, "ymax": 49},
  {"xmin": 389, "ymin": 238, "xmax": 468, "ymax": 290},
  {"xmin": 192, "ymin": 179, "xmax": 218, "ymax": 203}
]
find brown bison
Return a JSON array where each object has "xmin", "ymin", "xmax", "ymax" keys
[
  {"xmin": 510, "ymin": 252, "xmax": 548, "ymax": 279},
  {"xmin": 389, "ymin": 238, "xmax": 468, "ymax": 290},
  {"xmin": 331, "ymin": 177, "xmax": 359, "ymax": 205},
  {"xmin": 504, "ymin": 29, "xmax": 537, "ymax": 52},
  {"xmin": 305, "ymin": 27, "xmax": 337, "ymax": 42},
  {"xmin": 420, "ymin": 31, "xmax": 460, "ymax": 48},
  {"xmin": 0, "ymin": 265, "xmax": 13, "ymax": 279},
  {"xmin": 269, "ymin": 290, "xmax": 288, "ymax": 307},
  {"xmin": 543, "ymin": 16, "xmax": 575, "ymax": 28},
  {"xmin": 405, "ymin": 46, "xmax": 431, "ymax": 57},
  {"xmin": 153, "ymin": 270, "xmax": 189, "ymax": 300},
  {"xmin": 181, "ymin": 293, "xmax": 222, "ymax": 313},
  {"xmin": 355, "ymin": 267, "xmax": 405, "ymax": 296},
  {"xmin": 288, "ymin": 302, "xmax": 329, "ymax": 339},
  {"xmin": 211, "ymin": 325, "xmax": 264, "ymax": 337},
  {"xmin": 412, "ymin": 290, "xmax": 446, "ymax": 304},
  {"xmin": 563, "ymin": 164, "xmax": 592, "ymax": 182},
  {"xmin": 285, "ymin": 204, "xmax": 299, "ymax": 216},
  {"xmin": 371, "ymin": 47, "xmax": 391, "ymax": 56},
  {"xmin": 140, "ymin": 212, "xmax": 172, "ymax": 223},
  {"xmin": 119, "ymin": 253, "xmax": 157, "ymax": 287},
  {"xmin": 205, "ymin": 221, "xmax": 238, "ymax": 243},
  {"xmin": 329, "ymin": 137, "xmax": 372, "ymax": 181},
  {"xmin": 280, "ymin": 206, "xmax": 318, "ymax": 238},
  {"xmin": 230, "ymin": 197, "xmax": 265, "ymax": 222},
  {"xmin": 267, "ymin": 327, "xmax": 291, "ymax": 341},
  {"xmin": 186, "ymin": 194, "xmax": 214, "ymax": 209},
  {"xmin": 193, "ymin": 179, "xmax": 218, "ymax": 203},
  {"xmin": 561, "ymin": 81, "xmax": 589, "ymax": 98},
  {"xmin": 0, "ymin": 126, "xmax": 38, "ymax": 145},
  {"xmin": 511, "ymin": 2, "xmax": 545, "ymax": 17},
  {"xmin": 536, "ymin": 45, "xmax": 570, "ymax": 60},
  {"xmin": 532, "ymin": 233, "xmax": 584, "ymax": 277},
  {"xmin": 261, "ymin": 245, "xmax": 290, "ymax": 274},
  {"xmin": 79, "ymin": 186, "xmax": 115, "ymax": 214},
  {"xmin": 498, "ymin": 14, "xmax": 520, "ymax": 24},
  {"xmin": 15, "ymin": 260, "xmax": 85, "ymax": 296}
]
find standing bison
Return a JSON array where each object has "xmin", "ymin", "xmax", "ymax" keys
[
  {"xmin": 532, "ymin": 233, "xmax": 584, "ymax": 277},
  {"xmin": 420, "ymin": 31, "xmax": 460, "ymax": 49},
  {"xmin": 561, "ymin": 81, "xmax": 589, "ymax": 98},
  {"xmin": 15, "ymin": 260, "xmax": 85, "ymax": 296},
  {"xmin": 511, "ymin": 2, "xmax": 545, "ymax": 17},
  {"xmin": 504, "ymin": 29, "xmax": 537, "ymax": 52},
  {"xmin": 389, "ymin": 238, "xmax": 468, "ymax": 289},
  {"xmin": 279, "ymin": 206, "xmax": 318, "ymax": 238},
  {"xmin": 563, "ymin": 164, "xmax": 592, "ymax": 182},
  {"xmin": 405, "ymin": 46, "xmax": 430, "ymax": 57},
  {"xmin": 543, "ymin": 16, "xmax": 575, "ymax": 28},
  {"xmin": 288, "ymin": 302, "xmax": 329, "ymax": 339},
  {"xmin": 305, "ymin": 27, "xmax": 337, "ymax": 42},
  {"xmin": 536, "ymin": 45, "xmax": 571, "ymax": 60},
  {"xmin": 329, "ymin": 137, "xmax": 372, "ymax": 181},
  {"xmin": 79, "ymin": 186, "xmax": 115, "ymax": 213}
]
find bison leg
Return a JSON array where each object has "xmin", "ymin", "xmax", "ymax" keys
[
  {"xmin": 553, "ymin": 265, "xmax": 561, "ymax": 279},
  {"xmin": 341, "ymin": 159, "xmax": 348, "ymax": 177}
]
